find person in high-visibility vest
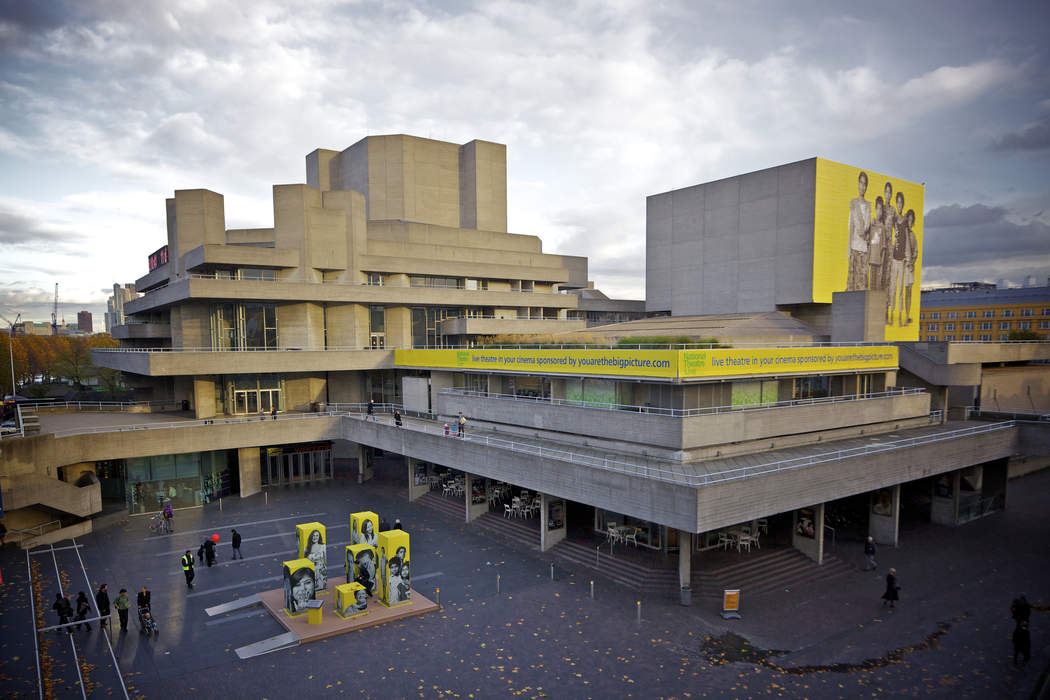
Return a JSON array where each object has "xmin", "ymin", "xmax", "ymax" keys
[{"xmin": 181, "ymin": 550, "xmax": 195, "ymax": 588}]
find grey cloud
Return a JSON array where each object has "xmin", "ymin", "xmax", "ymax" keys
[
  {"xmin": 925, "ymin": 204, "xmax": 1008, "ymax": 228},
  {"xmin": 0, "ymin": 209, "xmax": 83, "ymax": 245},
  {"xmin": 992, "ymin": 118, "xmax": 1050, "ymax": 153},
  {"xmin": 924, "ymin": 202, "xmax": 1050, "ymax": 269}
]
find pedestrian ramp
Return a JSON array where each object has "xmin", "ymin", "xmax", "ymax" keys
[
  {"xmin": 205, "ymin": 594, "xmax": 261, "ymax": 617},
  {"xmin": 235, "ymin": 631, "xmax": 299, "ymax": 659}
]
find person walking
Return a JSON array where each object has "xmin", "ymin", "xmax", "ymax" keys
[
  {"xmin": 271, "ymin": 406, "xmax": 277, "ymax": 420},
  {"xmin": 1012, "ymin": 594, "xmax": 1031, "ymax": 626},
  {"xmin": 204, "ymin": 537, "xmax": 216, "ymax": 567},
  {"xmin": 181, "ymin": 550, "xmax": 196, "ymax": 588},
  {"xmin": 1013, "ymin": 620, "xmax": 1032, "ymax": 666},
  {"xmin": 114, "ymin": 588, "xmax": 130, "ymax": 631},
  {"xmin": 52, "ymin": 593, "xmax": 73, "ymax": 633},
  {"xmin": 137, "ymin": 586, "xmax": 151, "ymax": 612},
  {"xmin": 74, "ymin": 592, "xmax": 92, "ymax": 631},
  {"xmin": 881, "ymin": 568, "xmax": 900, "ymax": 608},
  {"xmin": 162, "ymin": 502, "xmax": 174, "ymax": 533},
  {"xmin": 863, "ymin": 536, "xmax": 877, "ymax": 571},
  {"xmin": 367, "ymin": 398, "xmax": 376, "ymax": 422},
  {"xmin": 231, "ymin": 529, "xmax": 243, "ymax": 559},
  {"xmin": 394, "ymin": 410, "xmax": 403, "ymax": 428},
  {"xmin": 95, "ymin": 583, "xmax": 110, "ymax": 628},
  {"xmin": 458, "ymin": 411, "xmax": 466, "ymax": 437}
]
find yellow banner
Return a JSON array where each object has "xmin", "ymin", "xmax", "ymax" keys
[
  {"xmin": 395, "ymin": 348, "xmax": 679, "ymax": 379},
  {"xmin": 678, "ymin": 346, "xmax": 898, "ymax": 378},
  {"xmin": 814, "ymin": 158, "xmax": 924, "ymax": 341},
  {"xmin": 397, "ymin": 346, "xmax": 897, "ymax": 379}
]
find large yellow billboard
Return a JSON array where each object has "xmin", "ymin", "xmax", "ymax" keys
[
  {"xmin": 814, "ymin": 158, "xmax": 924, "ymax": 341},
  {"xmin": 678, "ymin": 346, "xmax": 898, "ymax": 379}
]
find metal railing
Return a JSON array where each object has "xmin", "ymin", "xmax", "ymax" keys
[
  {"xmin": 49, "ymin": 410, "xmax": 348, "ymax": 438},
  {"xmin": 176, "ymin": 273, "xmax": 560, "ymax": 294},
  {"xmin": 93, "ymin": 340, "xmax": 900, "ymax": 352},
  {"xmin": 964, "ymin": 406, "xmax": 1050, "ymax": 421},
  {"xmin": 9, "ymin": 520, "xmax": 62, "ymax": 545},
  {"xmin": 440, "ymin": 387, "xmax": 927, "ymax": 417},
  {"xmin": 93, "ymin": 345, "xmax": 385, "ymax": 353},
  {"xmin": 0, "ymin": 404, "xmax": 26, "ymax": 441},
  {"xmin": 30, "ymin": 400, "xmax": 186, "ymax": 412}
]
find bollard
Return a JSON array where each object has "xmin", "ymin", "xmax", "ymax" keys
[
  {"xmin": 436, "ymin": 588, "xmax": 440, "ymax": 607},
  {"xmin": 595, "ymin": 546, "xmax": 600, "ymax": 568},
  {"xmin": 636, "ymin": 600, "xmax": 641, "ymax": 624},
  {"xmin": 219, "ymin": 497, "xmax": 222, "ymax": 511},
  {"xmin": 550, "ymin": 563, "xmax": 554, "ymax": 581},
  {"xmin": 265, "ymin": 491, "xmax": 268, "ymax": 505},
  {"xmin": 497, "ymin": 574, "xmax": 501, "ymax": 594},
  {"xmin": 590, "ymin": 580, "xmax": 594, "ymax": 600}
]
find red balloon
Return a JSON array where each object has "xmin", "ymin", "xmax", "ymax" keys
[{"xmin": 211, "ymin": 533, "xmax": 220, "ymax": 542}]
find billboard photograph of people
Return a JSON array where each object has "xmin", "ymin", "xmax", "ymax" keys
[
  {"xmin": 335, "ymin": 582, "xmax": 369, "ymax": 619},
  {"xmin": 282, "ymin": 559, "xmax": 316, "ymax": 616},
  {"xmin": 296, "ymin": 522, "xmax": 328, "ymax": 592},
  {"xmin": 350, "ymin": 511, "xmax": 379, "ymax": 547},
  {"xmin": 813, "ymin": 158, "xmax": 924, "ymax": 341},
  {"xmin": 377, "ymin": 530, "xmax": 411, "ymax": 607},
  {"xmin": 349, "ymin": 543, "xmax": 377, "ymax": 597}
]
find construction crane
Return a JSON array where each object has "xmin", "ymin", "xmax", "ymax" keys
[
  {"xmin": 1, "ymin": 310, "xmax": 21, "ymax": 395},
  {"xmin": 52, "ymin": 283, "xmax": 59, "ymax": 336}
]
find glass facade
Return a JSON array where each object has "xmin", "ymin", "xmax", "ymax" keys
[
  {"xmin": 261, "ymin": 443, "xmax": 333, "ymax": 486},
  {"xmin": 126, "ymin": 450, "xmax": 236, "ymax": 514},
  {"xmin": 210, "ymin": 303, "xmax": 278, "ymax": 350}
]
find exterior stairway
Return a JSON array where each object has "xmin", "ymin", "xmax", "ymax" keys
[{"xmin": 700, "ymin": 547, "xmax": 855, "ymax": 599}]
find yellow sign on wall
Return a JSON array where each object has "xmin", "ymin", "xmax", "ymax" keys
[
  {"xmin": 678, "ymin": 346, "xmax": 898, "ymax": 379},
  {"xmin": 395, "ymin": 348, "xmax": 678, "ymax": 379},
  {"xmin": 814, "ymin": 158, "xmax": 924, "ymax": 341}
]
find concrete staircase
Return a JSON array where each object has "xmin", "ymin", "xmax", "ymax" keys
[
  {"xmin": 416, "ymin": 492, "xmax": 465, "ymax": 522},
  {"xmin": 18, "ymin": 405, "xmax": 40, "ymax": 435},
  {"xmin": 701, "ymin": 547, "xmax": 854, "ymax": 599}
]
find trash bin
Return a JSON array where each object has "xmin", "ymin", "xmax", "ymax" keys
[
  {"xmin": 680, "ymin": 586, "xmax": 692, "ymax": 606},
  {"xmin": 182, "ymin": 399, "xmax": 190, "ymax": 411}
]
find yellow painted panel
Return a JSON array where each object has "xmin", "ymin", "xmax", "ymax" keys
[
  {"xmin": 395, "ymin": 348, "xmax": 678, "ymax": 378},
  {"xmin": 679, "ymin": 346, "xmax": 898, "ymax": 379}
]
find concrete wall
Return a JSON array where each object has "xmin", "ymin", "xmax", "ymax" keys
[
  {"xmin": 979, "ymin": 365, "xmax": 1050, "ymax": 412},
  {"xmin": 831, "ymin": 290, "xmax": 887, "ymax": 342},
  {"xmin": 238, "ymin": 446, "xmax": 261, "ymax": 498},
  {"xmin": 646, "ymin": 159, "xmax": 817, "ymax": 316}
]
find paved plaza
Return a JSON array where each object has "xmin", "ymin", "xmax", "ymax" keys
[{"xmin": 1, "ymin": 462, "xmax": 1048, "ymax": 699}]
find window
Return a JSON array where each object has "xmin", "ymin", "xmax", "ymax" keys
[
  {"xmin": 943, "ymin": 323, "xmax": 955, "ymax": 331},
  {"xmin": 980, "ymin": 322, "xmax": 993, "ymax": 330},
  {"xmin": 210, "ymin": 303, "xmax": 278, "ymax": 350},
  {"xmin": 929, "ymin": 312, "xmax": 941, "ymax": 320},
  {"xmin": 961, "ymin": 334, "xmax": 973, "ymax": 341},
  {"xmin": 1043, "ymin": 309, "xmax": 1050, "ymax": 316},
  {"xmin": 927, "ymin": 323, "xmax": 938, "ymax": 331},
  {"xmin": 366, "ymin": 272, "xmax": 384, "ymax": 286},
  {"xmin": 927, "ymin": 335, "xmax": 938, "ymax": 341},
  {"xmin": 464, "ymin": 278, "xmax": 489, "ymax": 291},
  {"xmin": 944, "ymin": 335, "xmax": 955, "ymax": 341},
  {"xmin": 410, "ymin": 275, "xmax": 461, "ymax": 289},
  {"xmin": 1002, "ymin": 309, "xmax": 1014, "ymax": 318},
  {"xmin": 919, "ymin": 313, "xmax": 925, "ymax": 320},
  {"xmin": 983, "ymin": 310, "xmax": 995, "ymax": 318},
  {"xmin": 947, "ymin": 311, "xmax": 958, "ymax": 319},
  {"xmin": 979, "ymin": 334, "xmax": 991, "ymax": 341},
  {"xmin": 1019, "ymin": 322, "xmax": 1032, "ymax": 330},
  {"xmin": 964, "ymin": 311, "xmax": 977, "ymax": 318},
  {"xmin": 998, "ymin": 334, "xmax": 1008, "ymax": 341},
  {"xmin": 962, "ymin": 322, "xmax": 973, "ymax": 330},
  {"xmin": 237, "ymin": 268, "xmax": 276, "ymax": 281},
  {"xmin": 1022, "ymin": 308, "xmax": 1033, "ymax": 317},
  {"xmin": 999, "ymin": 321, "xmax": 1011, "ymax": 330},
  {"xmin": 1040, "ymin": 321, "xmax": 1050, "ymax": 330}
]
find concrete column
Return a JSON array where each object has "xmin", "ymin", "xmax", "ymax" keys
[
  {"xmin": 238, "ymin": 447, "xmax": 261, "ymax": 498},
  {"xmin": 193, "ymin": 378, "xmax": 216, "ymax": 419},
  {"xmin": 869, "ymin": 484, "xmax": 901, "ymax": 546},
  {"xmin": 357, "ymin": 445, "xmax": 373, "ymax": 484},
  {"xmin": 792, "ymin": 503, "xmax": 825, "ymax": 564},
  {"xmin": 465, "ymin": 473, "xmax": 487, "ymax": 522},
  {"xmin": 931, "ymin": 470, "xmax": 961, "ymax": 525},
  {"xmin": 407, "ymin": 458, "xmax": 429, "ymax": 502},
  {"xmin": 678, "ymin": 530, "xmax": 692, "ymax": 591},
  {"xmin": 539, "ymin": 494, "xmax": 566, "ymax": 551}
]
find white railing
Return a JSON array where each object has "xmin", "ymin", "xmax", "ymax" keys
[
  {"xmin": 964, "ymin": 406, "xmax": 1050, "ymax": 421},
  {"xmin": 30, "ymin": 400, "xmax": 185, "ymax": 411},
  {"xmin": 50, "ymin": 410, "xmax": 348, "ymax": 438},
  {"xmin": 181, "ymin": 273, "xmax": 558, "ymax": 294},
  {"xmin": 93, "ymin": 345, "xmax": 385, "ymax": 353},
  {"xmin": 440, "ymin": 387, "xmax": 927, "ymax": 417}
]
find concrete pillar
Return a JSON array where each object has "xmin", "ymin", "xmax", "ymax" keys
[
  {"xmin": 238, "ymin": 446, "xmax": 261, "ymax": 498},
  {"xmin": 407, "ymin": 458, "xmax": 429, "ymax": 502},
  {"xmin": 678, "ymin": 530, "xmax": 692, "ymax": 591},
  {"xmin": 357, "ymin": 445, "xmax": 373, "ymax": 484},
  {"xmin": 792, "ymin": 503, "xmax": 825, "ymax": 564},
  {"xmin": 539, "ymin": 494, "xmax": 566, "ymax": 551},
  {"xmin": 931, "ymin": 470, "xmax": 960, "ymax": 525},
  {"xmin": 869, "ymin": 484, "xmax": 901, "ymax": 547},
  {"xmin": 465, "ymin": 473, "xmax": 487, "ymax": 522},
  {"xmin": 193, "ymin": 378, "xmax": 216, "ymax": 419}
]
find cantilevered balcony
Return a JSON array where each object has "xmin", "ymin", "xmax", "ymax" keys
[
  {"xmin": 92, "ymin": 346, "xmax": 395, "ymax": 376},
  {"xmin": 438, "ymin": 315, "xmax": 588, "ymax": 336},
  {"xmin": 110, "ymin": 322, "xmax": 172, "ymax": 340}
]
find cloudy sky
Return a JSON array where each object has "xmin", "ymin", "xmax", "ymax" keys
[{"xmin": 1, "ymin": 0, "xmax": 1048, "ymax": 323}]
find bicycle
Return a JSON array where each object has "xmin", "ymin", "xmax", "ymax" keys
[{"xmin": 147, "ymin": 515, "xmax": 165, "ymax": 535}]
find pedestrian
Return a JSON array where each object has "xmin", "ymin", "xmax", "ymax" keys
[
  {"xmin": 271, "ymin": 406, "xmax": 277, "ymax": 420},
  {"xmin": 881, "ymin": 568, "xmax": 900, "ymax": 608},
  {"xmin": 1011, "ymin": 594, "xmax": 1031, "ymax": 625},
  {"xmin": 864, "ymin": 536, "xmax": 877, "ymax": 571},
  {"xmin": 443, "ymin": 423, "xmax": 449, "ymax": 436},
  {"xmin": 367, "ymin": 398, "xmax": 376, "ymax": 422},
  {"xmin": 204, "ymin": 537, "xmax": 216, "ymax": 567},
  {"xmin": 458, "ymin": 411, "xmax": 466, "ymax": 437},
  {"xmin": 114, "ymin": 588, "xmax": 130, "ymax": 631},
  {"xmin": 1013, "ymin": 620, "xmax": 1032, "ymax": 666},
  {"xmin": 394, "ymin": 518, "xmax": 402, "ymax": 530},
  {"xmin": 95, "ymin": 583, "xmax": 110, "ymax": 628},
  {"xmin": 181, "ymin": 550, "xmax": 196, "ymax": 588},
  {"xmin": 394, "ymin": 410, "xmax": 403, "ymax": 428},
  {"xmin": 162, "ymin": 502, "xmax": 174, "ymax": 533},
  {"xmin": 231, "ymin": 528, "xmax": 243, "ymax": 559},
  {"xmin": 137, "ymin": 586, "xmax": 151, "ymax": 612},
  {"xmin": 74, "ymin": 592, "xmax": 92, "ymax": 631},
  {"xmin": 52, "ymin": 593, "xmax": 73, "ymax": 633}
]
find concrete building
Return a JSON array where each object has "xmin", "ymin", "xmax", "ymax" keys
[
  {"xmin": 77, "ymin": 311, "xmax": 93, "ymax": 334},
  {"xmin": 920, "ymin": 281, "xmax": 1050, "ymax": 342},
  {"xmin": 104, "ymin": 283, "xmax": 137, "ymax": 333},
  {"xmin": 2, "ymin": 142, "xmax": 1047, "ymax": 604}
]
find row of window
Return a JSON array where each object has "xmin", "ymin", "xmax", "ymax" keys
[
  {"xmin": 922, "ymin": 308, "xmax": 1049, "ymax": 320},
  {"xmin": 926, "ymin": 321, "xmax": 1047, "ymax": 331},
  {"xmin": 927, "ymin": 333, "xmax": 1050, "ymax": 342}
]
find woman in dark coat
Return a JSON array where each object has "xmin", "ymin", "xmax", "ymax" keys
[{"xmin": 882, "ymin": 568, "xmax": 900, "ymax": 608}]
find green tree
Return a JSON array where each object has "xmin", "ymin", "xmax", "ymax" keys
[
  {"xmin": 1007, "ymin": 330, "xmax": 1041, "ymax": 341},
  {"xmin": 55, "ymin": 336, "xmax": 92, "ymax": 389}
]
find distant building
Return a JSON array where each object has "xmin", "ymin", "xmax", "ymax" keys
[
  {"xmin": 78, "ymin": 311, "xmax": 93, "ymax": 333},
  {"xmin": 920, "ymin": 281, "xmax": 1050, "ymax": 342},
  {"xmin": 104, "ymin": 283, "xmax": 137, "ymax": 332}
]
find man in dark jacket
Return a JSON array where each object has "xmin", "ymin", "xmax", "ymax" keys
[
  {"xmin": 231, "ymin": 529, "xmax": 243, "ymax": 559},
  {"xmin": 863, "ymin": 536, "xmax": 877, "ymax": 571},
  {"xmin": 203, "ymin": 537, "xmax": 216, "ymax": 567},
  {"xmin": 366, "ymin": 398, "xmax": 376, "ymax": 421},
  {"xmin": 52, "ymin": 593, "xmax": 73, "ymax": 633},
  {"xmin": 95, "ymin": 583, "xmax": 110, "ymax": 628},
  {"xmin": 137, "ymin": 585, "xmax": 151, "ymax": 611},
  {"xmin": 74, "ymin": 592, "xmax": 92, "ymax": 631}
]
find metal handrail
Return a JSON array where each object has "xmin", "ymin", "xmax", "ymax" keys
[
  {"xmin": 11, "ymin": 519, "xmax": 62, "ymax": 544},
  {"xmin": 440, "ymin": 387, "xmax": 927, "ymax": 417},
  {"xmin": 93, "ymin": 340, "xmax": 900, "ymax": 352},
  {"xmin": 179, "ymin": 273, "xmax": 558, "ymax": 293},
  {"xmin": 50, "ymin": 410, "xmax": 348, "ymax": 438},
  {"xmin": 31, "ymin": 400, "xmax": 185, "ymax": 411},
  {"xmin": 0, "ymin": 404, "xmax": 26, "ymax": 440},
  {"xmin": 964, "ymin": 406, "xmax": 1050, "ymax": 421}
]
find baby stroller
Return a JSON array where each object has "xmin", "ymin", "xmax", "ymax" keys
[{"xmin": 138, "ymin": 606, "xmax": 159, "ymax": 636}]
